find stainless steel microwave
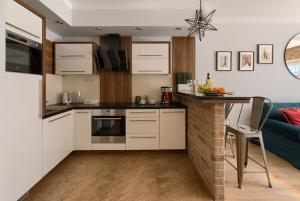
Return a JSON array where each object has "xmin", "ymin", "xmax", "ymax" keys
[{"xmin": 6, "ymin": 30, "xmax": 42, "ymax": 75}]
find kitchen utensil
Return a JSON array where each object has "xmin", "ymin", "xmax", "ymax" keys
[
  {"xmin": 62, "ymin": 92, "xmax": 71, "ymax": 105},
  {"xmin": 73, "ymin": 90, "xmax": 81, "ymax": 104},
  {"xmin": 161, "ymin": 87, "xmax": 173, "ymax": 104}
]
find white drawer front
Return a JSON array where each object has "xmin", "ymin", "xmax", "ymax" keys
[
  {"xmin": 126, "ymin": 134, "xmax": 159, "ymax": 150},
  {"xmin": 132, "ymin": 43, "xmax": 169, "ymax": 59},
  {"xmin": 126, "ymin": 117, "xmax": 159, "ymax": 134},
  {"xmin": 55, "ymin": 58, "xmax": 93, "ymax": 75},
  {"xmin": 55, "ymin": 44, "xmax": 93, "ymax": 59},
  {"xmin": 132, "ymin": 58, "xmax": 169, "ymax": 74},
  {"xmin": 126, "ymin": 109, "xmax": 159, "ymax": 118}
]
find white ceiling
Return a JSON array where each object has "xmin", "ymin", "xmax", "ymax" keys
[{"xmin": 24, "ymin": 0, "xmax": 300, "ymax": 38}]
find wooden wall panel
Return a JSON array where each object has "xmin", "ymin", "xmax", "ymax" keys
[
  {"xmin": 44, "ymin": 39, "xmax": 54, "ymax": 74},
  {"xmin": 100, "ymin": 36, "xmax": 132, "ymax": 103},
  {"xmin": 172, "ymin": 37, "xmax": 195, "ymax": 91}
]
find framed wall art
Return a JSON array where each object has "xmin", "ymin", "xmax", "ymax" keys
[
  {"xmin": 257, "ymin": 44, "xmax": 273, "ymax": 64},
  {"xmin": 239, "ymin": 51, "xmax": 254, "ymax": 71},
  {"xmin": 216, "ymin": 51, "xmax": 232, "ymax": 71}
]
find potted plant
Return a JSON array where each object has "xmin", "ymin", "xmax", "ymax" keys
[{"xmin": 176, "ymin": 72, "xmax": 192, "ymax": 91}]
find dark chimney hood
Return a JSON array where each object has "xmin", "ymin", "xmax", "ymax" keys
[{"xmin": 96, "ymin": 34, "xmax": 128, "ymax": 71}]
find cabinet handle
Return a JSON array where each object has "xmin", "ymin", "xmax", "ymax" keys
[
  {"xmin": 94, "ymin": 117, "xmax": 122, "ymax": 120},
  {"xmin": 138, "ymin": 54, "xmax": 163, "ymax": 57},
  {"xmin": 129, "ymin": 111, "xmax": 156, "ymax": 114},
  {"xmin": 61, "ymin": 70, "xmax": 86, "ymax": 73},
  {"xmin": 49, "ymin": 114, "xmax": 71, "ymax": 123},
  {"xmin": 129, "ymin": 119, "xmax": 156, "ymax": 122},
  {"xmin": 60, "ymin": 55, "xmax": 85, "ymax": 58},
  {"xmin": 76, "ymin": 112, "xmax": 90, "ymax": 114},
  {"xmin": 162, "ymin": 111, "xmax": 184, "ymax": 114},
  {"xmin": 129, "ymin": 136, "xmax": 156, "ymax": 139},
  {"xmin": 138, "ymin": 70, "xmax": 163, "ymax": 73},
  {"xmin": 6, "ymin": 22, "xmax": 40, "ymax": 39}
]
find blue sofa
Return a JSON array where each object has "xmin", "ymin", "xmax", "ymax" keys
[{"xmin": 260, "ymin": 102, "xmax": 300, "ymax": 169}]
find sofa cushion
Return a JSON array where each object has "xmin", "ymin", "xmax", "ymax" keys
[
  {"xmin": 262, "ymin": 102, "xmax": 300, "ymax": 121},
  {"xmin": 279, "ymin": 108, "xmax": 300, "ymax": 127}
]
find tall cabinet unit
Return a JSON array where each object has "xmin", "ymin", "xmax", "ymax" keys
[{"xmin": 4, "ymin": 73, "xmax": 43, "ymax": 201}]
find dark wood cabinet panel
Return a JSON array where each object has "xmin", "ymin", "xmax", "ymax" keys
[{"xmin": 172, "ymin": 37, "xmax": 195, "ymax": 91}]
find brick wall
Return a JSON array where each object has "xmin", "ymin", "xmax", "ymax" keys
[{"xmin": 180, "ymin": 96, "xmax": 225, "ymax": 201}]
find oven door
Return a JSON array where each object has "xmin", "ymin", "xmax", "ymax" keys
[
  {"xmin": 6, "ymin": 31, "xmax": 42, "ymax": 75},
  {"xmin": 92, "ymin": 116, "xmax": 125, "ymax": 143}
]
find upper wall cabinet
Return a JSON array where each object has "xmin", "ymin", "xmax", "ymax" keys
[
  {"xmin": 132, "ymin": 43, "xmax": 170, "ymax": 74},
  {"xmin": 5, "ymin": 0, "xmax": 43, "ymax": 43},
  {"xmin": 55, "ymin": 43, "xmax": 96, "ymax": 75}
]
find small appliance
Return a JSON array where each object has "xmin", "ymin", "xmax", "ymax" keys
[
  {"xmin": 161, "ymin": 87, "xmax": 173, "ymax": 104},
  {"xmin": 73, "ymin": 91, "xmax": 81, "ymax": 104},
  {"xmin": 62, "ymin": 92, "xmax": 71, "ymax": 105}
]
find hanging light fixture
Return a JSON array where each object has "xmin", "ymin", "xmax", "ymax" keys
[{"xmin": 185, "ymin": 0, "xmax": 217, "ymax": 41}]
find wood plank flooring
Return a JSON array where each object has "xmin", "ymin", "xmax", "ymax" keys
[{"xmin": 24, "ymin": 144, "xmax": 300, "ymax": 201}]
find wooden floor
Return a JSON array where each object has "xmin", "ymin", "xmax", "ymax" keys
[{"xmin": 24, "ymin": 144, "xmax": 300, "ymax": 201}]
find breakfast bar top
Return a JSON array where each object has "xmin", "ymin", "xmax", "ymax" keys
[{"xmin": 176, "ymin": 91, "xmax": 251, "ymax": 103}]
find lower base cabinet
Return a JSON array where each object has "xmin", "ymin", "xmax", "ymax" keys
[
  {"xmin": 74, "ymin": 110, "xmax": 91, "ymax": 150},
  {"xmin": 160, "ymin": 109, "xmax": 186, "ymax": 149},
  {"xmin": 43, "ymin": 111, "xmax": 74, "ymax": 175},
  {"xmin": 126, "ymin": 134, "xmax": 159, "ymax": 150}
]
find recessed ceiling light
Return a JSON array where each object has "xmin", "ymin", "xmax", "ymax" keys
[
  {"xmin": 55, "ymin": 20, "xmax": 63, "ymax": 25},
  {"xmin": 175, "ymin": 27, "xmax": 182, "ymax": 31},
  {"xmin": 96, "ymin": 27, "xmax": 103, "ymax": 31},
  {"xmin": 136, "ymin": 26, "xmax": 143, "ymax": 31}
]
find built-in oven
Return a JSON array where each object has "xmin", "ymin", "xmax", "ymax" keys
[
  {"xmin": 92, "ymin": 109, "xmax": 126, "ymax": 144},
  {"xmin": 6, "ymin": 30, "xmax": 42, "ymax": 74}
]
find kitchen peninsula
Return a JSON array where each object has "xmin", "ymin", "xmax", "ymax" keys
[{"xmin": 176, "ymin": 91, "xmax": 250, "ymax": 201}]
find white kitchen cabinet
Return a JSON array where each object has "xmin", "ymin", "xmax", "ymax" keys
[
  {"xmin": 132, "ymin": 43, "xmax": 170, "ymax": 74},
  {"xmin": 5, "ymin": 0, "xmax": 42, "ymax": 43},
  {"xmin": 126, "ymin": 109, "xmax": 160, "ymax": 150},
  {"xmin": 43, "ymin": 111, "xmax": 74, "ymax": 175},
  {"xmin": 55, "ymin": 43, "xmax": 94, "ymax": 75},
  {"xmin": 4, "ymin": 73, "xmax": 43, "ymax": 201},
  {"xmin": 160, "ymin": 109, "xmax": 186, "ymax": 150},
  {"xmin": 126, "ymin": 134, "xmax": 159, "ymax": 150},
  {"xmin": 74, "ymin": 110, "xmax": 92, "ymax": 150}
]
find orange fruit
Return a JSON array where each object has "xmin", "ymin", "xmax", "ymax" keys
[
  {"xmin": 212, "ymin": 87, "xmax": 218, "ymax": 93},
  {"xmin": 217, "ymin": 87, "xmax": 225, "ymax": 93}
]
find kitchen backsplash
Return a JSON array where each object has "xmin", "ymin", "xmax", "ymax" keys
[
  {"xmin": 62, "ymin": 74, "xmax": 100, "ymax": 102},
  {"xmin": 132, "ymin": 74, "xmax": 172, "ymax": 102},
  {"xmin": 46, "ymin": 74, "xmax": 62, "ymax": 105}
]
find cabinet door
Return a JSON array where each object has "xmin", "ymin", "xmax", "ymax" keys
[
  {"xmin": 4, "ymin": 73, "xmax": 43, "ymax": 201},
  {"xmin": 132, "ymin": 43, "xmax": 169, "ymax": 59},
  {"xmin": 55, "ymin": 58, "xmax": 93, "ymax": 75},
  {"xmin": 74, "ymin": 110, "xmax": 92, "ymax": 150},
  {"xmin": 160, "ymin": 109, "xmax": 186, "ymax": 150},
  {"xmin": 126, "ymin": 134, "xmax": 159, "ymax": 150},
  {"xmin": 55, "ymin": 44, "xmax": 93, "ymax": 59},
  {"xmin": 43, "ymin": 112, "xmax": 73, "ymax": 175},
  {"xmin": 5, "ymin": 0, "xmax": 42, "ymax": 43},
  {"xmin": 132, "ymin": 58, "xmax": 169, "ymax": 74}
]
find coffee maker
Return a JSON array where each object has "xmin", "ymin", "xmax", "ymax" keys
[{"xmin": 161, "ymin": 87, "xmax": 172, "ymax": 104}]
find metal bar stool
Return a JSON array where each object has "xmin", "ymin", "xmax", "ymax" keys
[
  {"xmin": 225, "ymin": 103, "xmax": 235, "ymax": 158},
  {"xmin": 225, "ymin": 97, "xmax": 273, "ymax": 189}
]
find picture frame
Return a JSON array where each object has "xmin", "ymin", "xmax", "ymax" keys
[
  {"xmin": 216, "ymin": 51, "xmax": 232, "ymax": 71},
  {"xmin": 239, "ymin": 51, "xmax": 254, "ymax": 71},
  {"xmin": 257, "ymin": 44, "xmax": 273, "ymax": 64}
]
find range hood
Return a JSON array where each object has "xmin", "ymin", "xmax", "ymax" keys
[{"xmin": 96, "ymin": 34, "xmax": 128, "ymax": 71}]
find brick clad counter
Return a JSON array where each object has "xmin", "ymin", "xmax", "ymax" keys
[{"xmin": 176, "ymin": 92, "xmax": 250, "ymax": 201}]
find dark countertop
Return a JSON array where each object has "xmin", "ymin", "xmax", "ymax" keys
[
  {"xmin": 43, "ymin": 102, "xmax": 186, "ymax": 119},
  {"xmin": 176, "ymin": 91, "xmax": 251, "ymax": 103}
]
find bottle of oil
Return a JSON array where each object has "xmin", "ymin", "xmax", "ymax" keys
[{"xmin": 205, "ymin": 73, "xmax": 213, "ymax": 89}]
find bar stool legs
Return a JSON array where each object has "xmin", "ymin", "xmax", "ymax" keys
[
  {"xmin": 225, "ymin": 128, "xmax": 236, "ymax": 158},
  {"xmin": 236, "ymin": 133, "xmax": 272, "ymax": 189}
]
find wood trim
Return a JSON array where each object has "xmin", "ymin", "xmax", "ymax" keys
[
  {"xmin": 172, "ymin": 37, "xmax": 195, "ymax": 92},
  {"xmin": 99, "ymin": 36, "xmax": 132, "ymax": 104}
]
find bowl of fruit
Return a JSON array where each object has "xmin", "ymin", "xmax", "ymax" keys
[{"xmin": 197, "ymin": 84, "xmax": 232, "ymax": 96}]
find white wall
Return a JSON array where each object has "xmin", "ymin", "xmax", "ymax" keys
[
  {"xmin": 196, "ymin": 23, "xmax": 300, "ymax": 122},
  {"xmin": 0, "ymin": 0, "xmax": 5, "ymax": 199},
  {"xmin": 196, "ymin": 23, "xmax": 300, "ymax": 101}
]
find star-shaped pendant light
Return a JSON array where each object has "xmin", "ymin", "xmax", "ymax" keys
[{"xmin": 185, "ymin": 0, "xmax": 217, "ymax": 41}]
